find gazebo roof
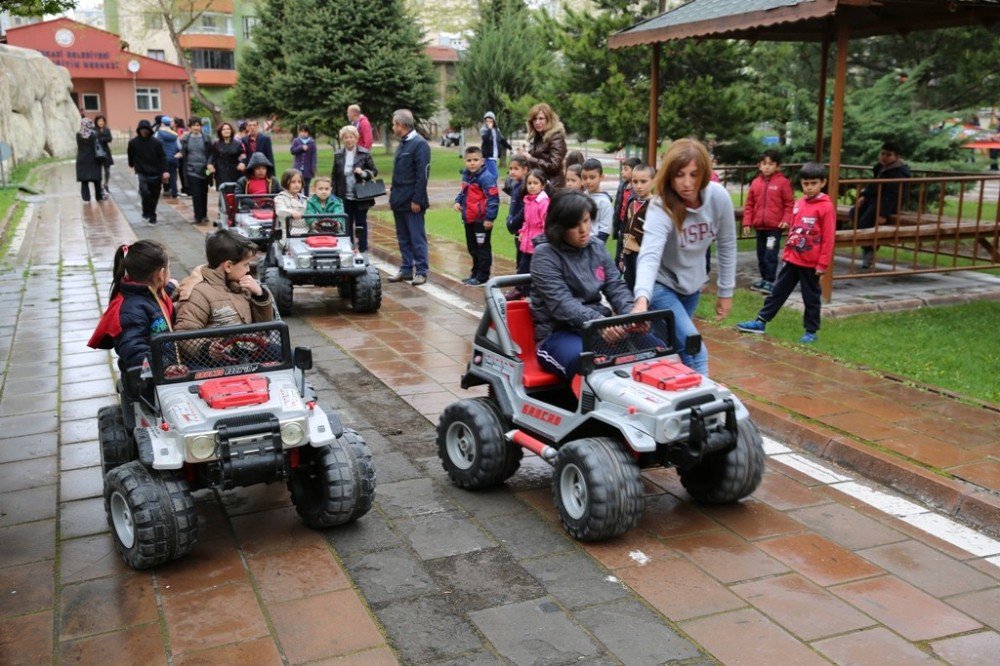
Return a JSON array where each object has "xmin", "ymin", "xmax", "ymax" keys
[{"xmin": 609, "ymin": 0, "xmax": 1000, "ymax": 48}]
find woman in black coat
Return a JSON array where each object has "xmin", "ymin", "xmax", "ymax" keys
[
  {"xmin": 94, "ymin": 115, "xmax": 114, "ymax": 195},
  {"xmin": 332, "ymin": 125, "xmax": 378, "ymax": 252},
  {"xmin": 76, "ymin": 118, "xmax": 104, "ymax": 202},
  {"xmin": 208, "ymin": 121, "xmax": 246, "ymax": 188}
]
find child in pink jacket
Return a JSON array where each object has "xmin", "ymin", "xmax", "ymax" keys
[{"xmin": 510, "ymin": 169, "xmax": 550, "ymax": 299}]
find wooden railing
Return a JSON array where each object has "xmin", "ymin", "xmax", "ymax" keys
[{"xmin": 719, "ymin": 163, "xmax": 1000, "ymax": 292}]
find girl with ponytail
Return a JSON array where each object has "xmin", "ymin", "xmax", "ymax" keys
[{"xmin": 89, "ymin": 240, "xmax": 178, "ymax": 372}]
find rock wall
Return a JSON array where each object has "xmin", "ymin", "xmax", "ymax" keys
[{"xmin": 0, "ymin": 44, "xmax": 81, "ymax": 162}]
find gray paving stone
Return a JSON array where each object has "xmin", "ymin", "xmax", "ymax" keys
[
  {"xmin": 371, "ymin": 451, "xmax": 424, "ymax": 484},
  {"xmin": 0, "ymin": 434, "xmax": 57, "ymax": 464},
  {"xmin": 60, "ymin": 397, "xmax": 115, "ymax": 422},
  {"xmin": 437, "ymin": 480, "xmax": 533, "ymax": 519},
  {"xmin": 0, "ymin": 484, "xmax": 58, "ymax": 527},
  {"xmin": 575, "ymin": 599, "xmax": 702, "ymax": 665},
  {"xmin": 427, "ymin": 650, "xmax": 505, "ymax": 665},
  {"xmin": 61, "ymin": 378, "xmax": 116, "ymax": 403},
  {"xmin": 59, "ymin": 497, "xmax": 109, "ymax": 539},
  {"xmin": 425, "ymin": 547, "xmax": 545, "ymax": 612},
  {"xmin": 4, "ymin": 361, "xmax": 59, "ymax": 381},
  {"xmin": 325, "ymin": 509, "xmax": 405, "ymax": 555},
  {"xmin": 377, "ymin": 477, "xmax": 452, "ymax": 519},
  {"xmin": 394, "ymin": 511, "xmax": 496, "ymax": 560},
  {"xmin": 0, "ymin": 456, "xmax": 58, "ymax": 493},
  {"xmin": 60, "ymin": 442, "xmax": 101, "ymax": 471},
  {"xmin": 354, "ymin": 428, "xmax": 393, "ymax": 455},
  {"xmin": 0, "ymin": 392, "xmax": 59, "ymax": 417},
  {"xmin": 478, "ymin": 510, "xmax": 575, "ymax": 560},
  {"xmin": 375, "ymin": 594, "xmax": 484, "ymax": 664},
  {"xmin": 60, "ymin": 466, "xmax": 104, "ymax": 502},
  {"xmin": 60, "ymin": 418, "xmax": 98, "ymax": 445},
  {"xmin": 469, "ymin": 598, "xmax": 602, "ymax": 666},
  {"xmin": 519, "ymin": 550, "xmax": 631, "ymax": 610},
  {"xmin": 343, "ymin": 547, "xmax": 439, "ymax": 605},
  {"xmin": 0, "ymin": 375, "xmax": 60, "ymax": 397},
  {"xmin": 59, "ymin": 364, "xmax": 114, "ymax": 384}
]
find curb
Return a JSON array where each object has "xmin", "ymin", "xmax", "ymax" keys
[{"xmin": 365, "ymin": 230, "xmax": 1000, "ymax": 539}]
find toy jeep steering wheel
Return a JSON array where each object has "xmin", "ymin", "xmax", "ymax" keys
[
  {"xmin": 312, "ymin": 217, "xmax": 343, "ymax": 234},
  {"xmin": 213, "ymin": 334, "xmax": 269, "ymax": 363}
]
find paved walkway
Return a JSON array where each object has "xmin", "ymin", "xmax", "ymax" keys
[{"xmin": 1, "ymin": 162, "xmax": 998, "ymax": 665}]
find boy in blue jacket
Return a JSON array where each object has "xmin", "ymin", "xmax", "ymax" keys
[{"xmin": 454, "ymin": 146, "xmax": 499, "ymax": 286}]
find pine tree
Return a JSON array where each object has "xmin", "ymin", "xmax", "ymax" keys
[
  {"xmin": 232, "ymin": 0, "xmax": 437, "ymax": 139},
  {"xmin": 446, "ymin": 0, "xmax": 547, "ymax": 134}
]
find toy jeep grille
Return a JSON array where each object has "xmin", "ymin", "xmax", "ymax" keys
[{"xmin": 198, "ymin": 375, "xmax": 270, "ymax": 409}]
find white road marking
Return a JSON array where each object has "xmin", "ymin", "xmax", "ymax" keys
[
  {"xmin": 770, "ymin": 453, "xmax": 852, "ymax": 484},
  {"xmin": 768, "ymin": 446, "xmax": 1000, "ymax": 567},
  {"xmin": 761, "ymin": 435, "xmax": 792, "ymax": 455},
  {"xmin": 371, "ymin": 257, "xmax": 483, "ymax": 318}
]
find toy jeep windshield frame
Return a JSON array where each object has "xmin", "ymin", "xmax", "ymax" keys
[{"xmin": 149, "ymin": 322, "xmax": 293, "ymax": 385}]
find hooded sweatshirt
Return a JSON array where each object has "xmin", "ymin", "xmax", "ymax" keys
[
  {"xmin": 127, "ymin": 120, "xmax": 167, "ymax": 177},
  {"xmin": 633, "ymin": 181, "xmax": 737, "ymax": 301},
  {"xmin": 235, "ymin": 152, "xmax": 279, "ymax": 194},
  {"xmin": 783, "ymin": 192, "xmax": 836, "ymax": 272},
  {"xmin": 743, "ymin": 171, "xmax": 794, "ymax": 230},
  {"xmin": 529, "ymin": 235, "xmax": 633, "ymax": 341}
]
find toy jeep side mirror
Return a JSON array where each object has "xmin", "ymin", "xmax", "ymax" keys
[
  {"xmin": 293, "ymin": 347, "xmax": 313, "ymax": 371},
  {"xmin": 685, "ymin": 334, "xmax": 702, "ymax": 357}
]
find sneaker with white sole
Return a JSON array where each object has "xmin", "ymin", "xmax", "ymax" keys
[{"xmin": 799, "ymin": 332, "xmax": 817, "ymax": 344}]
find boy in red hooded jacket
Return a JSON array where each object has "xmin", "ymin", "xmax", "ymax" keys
[
  {"xmin": 737, "ymin": 163, "xmax": 835, "ymax": 344},
  {"xmin": 742, "ymin": 149, "xmax": 794, "ymax": 294}
]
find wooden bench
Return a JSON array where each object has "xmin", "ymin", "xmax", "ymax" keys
[{"xmin": 834, "ymin": 216, "xmax": 1000, "ymax": 262}]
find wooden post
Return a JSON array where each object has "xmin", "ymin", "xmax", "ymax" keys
[
  {"xmin": 649, "ymin": 42, "xmax": 660, "ymax": 167},
  {"xmin": 822, "ymin": 12, "xmax": 851, "ymax": 301},
  {"xmin": 815, "ymin": 32, "xmax": 830, "ymax": 162}
]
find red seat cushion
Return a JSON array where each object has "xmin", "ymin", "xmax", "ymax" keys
[{"xmin": 505, "ymin": 301, "xmax": 562, "ymax": 388}]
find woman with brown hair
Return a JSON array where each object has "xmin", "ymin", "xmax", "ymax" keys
[
  {"xmin": 519, "ymin": 102, "xmax": 567, "ymax": 188},
  {"xmin": 631, "ymin": 138, "xmax": 736, "ymax": 375}
]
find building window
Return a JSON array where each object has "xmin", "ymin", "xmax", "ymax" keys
[
  {"xmin": 242, "ymin": 16, "xmax": 259, "ymax": 39},
  {"xmin": 187, "ymin": 49, "xmax": 235, "ymax": 70},
  {"xmin": 201, "ymin": 14, "xmax": 217, "ymax": 32},
  {"xmin": 136, "ymin": 87, "xmax": 161, "ymax": 111},
  {"xmin": 82, "ymin": 93, "xmax": 100, "ymax": 112},
  {"xmin": 144, "ymin": 12, "xmax": 162, "ymax": 29},
  {"xmin": 147, "ymin": 49, "xmax": 166, "ymax": 61}
]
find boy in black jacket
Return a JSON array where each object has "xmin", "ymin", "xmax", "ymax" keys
[{"xmin": 127, "ymin": 119, "xmax": 169, "ymax": 224}]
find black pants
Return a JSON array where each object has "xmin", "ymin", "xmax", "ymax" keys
[
  {"xmin": 137, "ymin": 175, "xmax": 162, "ymax": 220},
  {"xmin": 849, "ymin": 202, "xmax": 881, "ymax": 253},
  {"xmin": 622, "ymin": 252, "xmax": 638, "ymax": 291},
  {"xmin": 344, "ymin": 199, "xmax": 369, "ymax": 252},
  {"xmin": 755, "ymin": 229, "xmax": 783, "ymax": 282},
  {"xmin": 464, "ymin": 220, "xmax": 493, "ymax": 281},
  {"xmin": 758, "ymin": 262, "xmax": 822, "ymax": 334},
  {"xmin": 515, "ymin": 251, "xmax": 533, "ymax": 296},
  {"xmin": 187, "ymin": 175, "xmax": 208, "ymax": 221},
  {"xmin": 80, "ymin": 181, "xmax": 101, "ymax": 202},
  {"xmin": 102, "ymin": 164, "xmax": 111, "ymax": 192}
]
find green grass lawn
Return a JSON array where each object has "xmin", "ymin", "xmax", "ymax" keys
[{"xmin": 698, "ymin": 290, "xmax": 1000, "ymax": 404}]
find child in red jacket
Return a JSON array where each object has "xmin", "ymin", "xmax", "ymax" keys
[
  {"xmin": 454, "ymin": 146, "xmax": 499, "ymax": 286},
  {"xmin": 742, "ymin": 149, "xmax": 794, "ymax": 294},
  {"xmin": 737, "ymin": 163, "xmax": 835, "ymax": 344}
]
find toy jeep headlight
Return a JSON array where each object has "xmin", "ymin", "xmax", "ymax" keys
[
  {"xmin": 296, "ymin": 254, "xmax": 312, "ymax": 269},
  {"xmin": 187, "ymin": 433, "xmax": 217, "ymax": 460},
  {"xmin": 280, "ymin": 420, "xmax": 306, "ymax": 447},
  {"xmin": 659, "ymin": 416, "xmax": 682, "ymax": 441}
]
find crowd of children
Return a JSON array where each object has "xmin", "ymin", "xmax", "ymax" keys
[{"xmin": 93, "ymin": 130, "xmax": 837, "ymax": 382}]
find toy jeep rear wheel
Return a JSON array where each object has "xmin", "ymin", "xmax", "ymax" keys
[
  {"xmin": 437, "ymin": 398, "xmax": 522, "ymax": 489},
  {"xmin": 104, "ymin": 461, "xmax": 198, "ymax": 570},
  {"xmin": 679, "ymin": 419, "xmax": 765, "ymax": 504},
  {"xmin": 553, "ymin": 437, "xmax": 643, "ymax": 541},
  {"xmin": 263, "ymin": 267, "xmax": 294, "ymax": 316},
  {"xmin": 351, "ymin": 266, "xmax": 382, "ymax": 313},
  {"xmin": 99, "ymin": 404, "xmax": 135, "ymax": 477},
  {"xmin": 288, "ymin": 428, "xmax": 375, "ymax": 528}
]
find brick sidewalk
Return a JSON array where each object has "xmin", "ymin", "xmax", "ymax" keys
[{"xmin": 362, "ymin": 210, "xmax": 1000, "ymax": 538}]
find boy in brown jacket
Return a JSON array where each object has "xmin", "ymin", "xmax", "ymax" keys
[{"xmin": 176, "ymin": 229, "xmax": 274, "ymax": 333}]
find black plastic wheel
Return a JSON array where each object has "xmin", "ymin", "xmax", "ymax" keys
[
  {"xmin": 104, "ymin": 461, "xmax": 198, "ymax": 570},
  {"xmin": 263, "ymin": 266, "xmax": 294, "ymax": 316},
  {"xmin": 98, "ymin": 404, "xmax": 135, "ymax": 477},
  {"xmin": 337, "ymin": 281, "xmax": 352, "ymax": 300},
  {"xmin": 288, "ymin": 428, "xmax": 375, "ymax": 528},
  {"xmin": 679, "ymin": 418, "xmax": 765, "ymax": 504},
  {"xmin": 437, "ymin": 398, "xmax": 522, "ymax": 489},
  {"xmin": 552, "ymin": 437, "xmax": 644, "ymax": 541},
  {"xmin": 350, "ymin": 266, "xmax": 382, "ymax": 313}
]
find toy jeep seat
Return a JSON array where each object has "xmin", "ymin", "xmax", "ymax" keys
[{"xmin": 505, "ymin": 301, "xmax": 561, "ymax": 388}]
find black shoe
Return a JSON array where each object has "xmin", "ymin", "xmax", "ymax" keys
[
  {"xmin": 388, "ymin": 271, "xmax": 413, "ymax": 283},
  {"xmin": 147, "ymin": 217, "xmax": 158, "ymax": 225},
  {"xmin": 464, "ymin": 277, "xmax": 483, "ymax": 286},
  {"xmin": 411, "ymin": 274, "xmax": 427, "ymax": 286}
]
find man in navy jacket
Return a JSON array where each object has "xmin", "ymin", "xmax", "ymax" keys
[
  {"xmin": 240, "ymin": 118, "xmax": 275, "ymax": 170},
  {"xmin": 388, "ymin": 109, "xmax": 431, "ymax": 285}
]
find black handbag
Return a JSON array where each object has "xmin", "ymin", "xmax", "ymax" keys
[{"xmin": 354, "ymin": 178, "xmax": 386, "ymax": 199}]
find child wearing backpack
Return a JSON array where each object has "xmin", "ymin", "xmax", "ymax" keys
[{"xmin": 453, "ymin": 146, "xmax": 499, "ymax": 286}]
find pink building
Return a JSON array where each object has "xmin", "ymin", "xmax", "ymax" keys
[{"xmin": 4, "ymin": 17, "xmax": 189, "ymax": 134}]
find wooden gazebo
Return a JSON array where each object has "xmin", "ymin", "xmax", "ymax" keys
[{"xmin": 609, "ymin": 0, "xmax": 1000, "ymax": 297}]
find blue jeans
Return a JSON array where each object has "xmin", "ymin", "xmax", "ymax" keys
[
  {"xmin": 165, "ymin": 159, "xmax": 179, "ymax": 197},
  {"xmin": 649, "ymin": 283, "xmax": 708, "ymax": 375},
  {"xmin": 392, "ymin": 208, "xmax": 428, "ymax": 276}
]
